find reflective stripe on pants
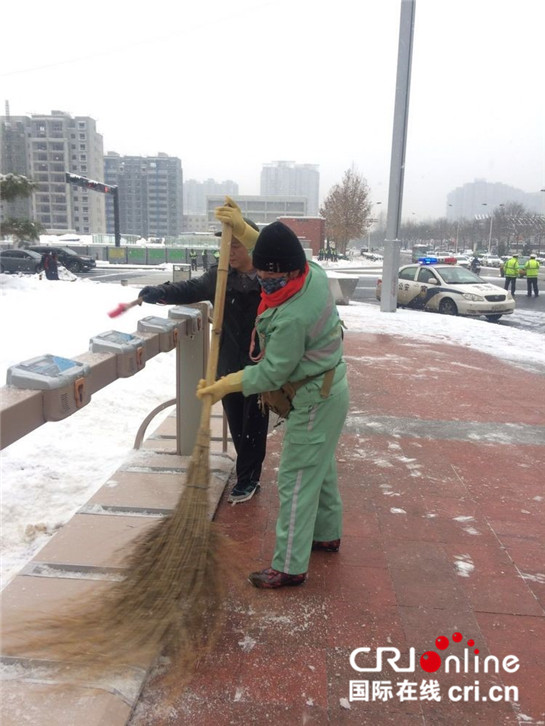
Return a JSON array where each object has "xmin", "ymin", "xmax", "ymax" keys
[{"xmin": 272, "ymin": 374, "xmax": 349, "ymax": 575}]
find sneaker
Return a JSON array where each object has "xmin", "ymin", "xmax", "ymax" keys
[
  {"xmin": 228, "ymin": 481, "xmax": 260, "ymax": 504},
  {"xmin": 312, "ymin": 539, "xmax": 341, "ymax": 552},
  {"xmin": 248, "ymin": 568, "xmax": 307, "ymax": 589}
]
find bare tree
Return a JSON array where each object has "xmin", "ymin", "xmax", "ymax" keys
[
  {"xmin": 320, "ymin": 169, "xmax": 371, "ymax": 254},
  {"xmin": 397, "ymin": 200, "xmax": 542, "ymax": 256}
]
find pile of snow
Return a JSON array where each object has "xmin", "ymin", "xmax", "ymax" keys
[{"xmin": 0, "ymin": 273, "xmax": 176, "ymax": 588}]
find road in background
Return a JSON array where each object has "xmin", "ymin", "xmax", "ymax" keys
[{"xmin": 80, "ymin": 264, "xmax": 545, "ymax": 334}]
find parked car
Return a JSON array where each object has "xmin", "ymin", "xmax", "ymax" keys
[
  {"xmin": 376, "ymin": 262, "xmax": 515, "ymax": 322},
  {"xmin": 360, "ymin": 251, "xmax": 384, "ymax": 262},
  {"xmin": 0, "ymin": 248, "xmax": 44, "ymax": 274},
  {"xmin": 27, "ymin": 245, "xmax": 96, "ymax": 273},
  {"xmin": 480, "ymin": 254, "xmax": 503, "ymax": 268},
  {"xmin": 453, "ymin": 255, "xmax": 471, "ymax": 268}
]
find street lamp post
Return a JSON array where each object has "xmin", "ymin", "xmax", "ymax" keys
[
  {"xmin": 481, "ymin": 203, "xmax": 493, "ymax": 253},
  {"xmin": 367, "ymin": 202, "xmax": 382, "ymax": 252},
  {"xmin": 448, "ymin": 204, "xmax": 460, "ymax": 252},
  {"xmin": 380, "ymin": 0, "xmax": 416, "ymax": 313},
  {"xmin": 483, "ymin": 203, "xmax": 505, "ymax": 254}
]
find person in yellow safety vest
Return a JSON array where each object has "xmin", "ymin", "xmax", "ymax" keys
[
  {"xmin": 524, "ymin": 254, "xmax": 540, "ymax": 297},
  {"xmin": 503, "ymin": 254, "xmax": 519, "ymax": 295},
  {"xmin": 189, "ymin": 249, "xmax": 198, "ymax": 271}
]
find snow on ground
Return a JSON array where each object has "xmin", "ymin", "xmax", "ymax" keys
[
  {"xmin": 0, "ymin": 273, "xmax": 176, "ymax": 588},
  {"xmin": 340, "ymin": 302, "xmax": 545, "ymax": 374},
  {"xmin": 1, "ymin": 269, "xmax": 544, "ymax": 588}
]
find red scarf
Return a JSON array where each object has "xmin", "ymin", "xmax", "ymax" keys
[
  {"xmin": 249, "ymin": 263, "xmax": 310, "ymax": 362},
  {"xmin": 257, "ymin": 263, "xmax": 309, "ymax": 315}
]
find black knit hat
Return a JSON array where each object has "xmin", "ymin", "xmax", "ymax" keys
[
  {"xmin": 214, "ymin": 217, "xmax": 259, "ymax": 237},
  {"xmin": 252, "ymin": 221, "xmax": 307, "ymax": 272}
]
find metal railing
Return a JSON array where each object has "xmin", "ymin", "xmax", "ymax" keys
[{"xmin": 0, "ymin": 302, "xmax": 225, "ymax": 455}]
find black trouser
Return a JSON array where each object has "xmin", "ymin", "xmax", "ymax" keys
[
  {"xmin": 504, "ymin": 276, "xmax": 517, "ymax": 294},
  {"xmin": 222, "ymin": 392, "xmax": 269, "ymax": 486},
  {"xmin": 526, "ymin": 277, "xmax": 539, "ymax": 296}
]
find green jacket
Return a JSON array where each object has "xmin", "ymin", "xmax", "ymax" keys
[
  {"xmin": 242, "ymin": 261, "xmax": 345, "ymax": 396},
  {"xmin": 503, "ymin": 257, "xmax": 519, "ymax": 277},
  {"xmin": 524, "ymin": 258, "xmax": 540, "ymax": 277}
]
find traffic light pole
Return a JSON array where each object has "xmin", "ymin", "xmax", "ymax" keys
[
  {"xmin": 65, "ymin": 172, "xmax": 120, "ymax": 247},
  {"xmin": 112, "ymin": 187, "xmax": 121, "ymax": 247}
]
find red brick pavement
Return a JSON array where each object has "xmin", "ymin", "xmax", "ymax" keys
[{"xmin": 130, "ymin": 332, "xmax": 545, "ymax": 725}]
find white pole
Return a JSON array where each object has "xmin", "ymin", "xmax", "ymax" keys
[{"xmin": 380, "ymin": 0, "xmax": 416, "ymax": 313}]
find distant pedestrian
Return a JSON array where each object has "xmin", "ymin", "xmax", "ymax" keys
[
  {"xmin": 44, "ymin": 252, "xmax": 59, "ymax": 280},
  {"xmin": 524, "ymin": 254, "xmax": 540, "ymax": 297},
  {"xmin": 202, "ymin": 251, "xmax": 209, "ymax": 271},
  {"xmin": 470, "ymin": 256, "xmax": 480, "ymax": 274},
  {"xmin": 503, "ymin": 254, "xmax": 519, "ymax": 294},
  {"xmin": 189, "ymin": 249, "xmax": 198, "ymax": 271}
]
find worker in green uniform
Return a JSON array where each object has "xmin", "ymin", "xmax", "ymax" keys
[{"xmin": 198, "ymin": 199, "xmax": 349, "ymax": 589}]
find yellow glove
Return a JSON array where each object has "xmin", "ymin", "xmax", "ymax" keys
[
  {"xmin": 214, "ymin": 196, "xmax": 259, "ymax": 252},
  {"xmin": 196, "ymin": 370, "xmax": 244, "ymax": 405}
]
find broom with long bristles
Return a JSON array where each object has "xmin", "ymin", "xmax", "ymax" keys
[{"xmin": 6, "ymin": 224, "xmax": 236, "ymax": 679}]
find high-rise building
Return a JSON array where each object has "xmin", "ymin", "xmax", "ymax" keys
[
  {"xmin": 183, "ymin": 178, "xmax": 238, "ymax": 215},
  {"xmin": 447, "ymin": 179, "xmax": 544, "ymax": 220},
  {"xmin": 0, "ymin": 114, "xmax": 31, "ymax": 223},
  {"xmin": 0, "ymin": 109, "xmax": 106, "ymax": 235},
  {"xmin": 104, "ymin": 152, "xmax": 184, "ymax": 238},
  {"xmin": 260, "ymin": 161, "xmax": 320, "ymax": 216}
]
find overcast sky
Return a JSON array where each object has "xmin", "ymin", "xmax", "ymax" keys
[{"xmin": 2, "ymin": 0, "xmax": 544, "ymax": 219}]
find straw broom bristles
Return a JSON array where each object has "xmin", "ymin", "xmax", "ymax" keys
[{"xmin": 5, "ymin": 225, "xmax": 235, "ymax": 681}]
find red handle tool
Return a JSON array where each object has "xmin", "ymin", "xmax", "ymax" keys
[{"xmin": 107, "ymin": 298, "xmax": 143, "ymax": 318}]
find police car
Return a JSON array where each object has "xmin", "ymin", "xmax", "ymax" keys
[{"xmin": 376, "ymin": 257, "xmax": 516, "ymax": 322}]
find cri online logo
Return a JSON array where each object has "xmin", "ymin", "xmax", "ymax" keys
[
  {"xmin": 422, "ymin": 632, "xmax": 476, "ymax": 673},
  {"xmin": 350, "ymin": 632, "xmax": 520, "ymax": 675}
]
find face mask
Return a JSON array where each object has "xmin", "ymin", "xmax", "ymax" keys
[{"xmin": 259, "ymin": 276, "xmax": 288, "ymax": 294}]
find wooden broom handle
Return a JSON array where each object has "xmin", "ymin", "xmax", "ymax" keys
[
  {"xmin": 198, "ymin": 223, "xmax": 232, "ymax": 426},
  {"xmin": 206, "ymin": 223, "xmax": 232, "ymax": 384}
]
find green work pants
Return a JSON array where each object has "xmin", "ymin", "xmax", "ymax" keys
[{"xmin": 272, "ymin": 372, "xmax": 350, "ymax": 575}]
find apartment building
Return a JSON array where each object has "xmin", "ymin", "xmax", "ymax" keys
[
  {"xmin": 0, "ymin": 115, "xmax": 31, "ymax": 223},
  {"xmin": 260, "ymin": 161, "xmax": 320, "ymax": 216},
  {"xmin": 0, "ymin": 110, "xmax": 106, "ymax": 235},
  {"xmin": 104, "ymin": 152, "xmax": 183, "ymax": 238}
]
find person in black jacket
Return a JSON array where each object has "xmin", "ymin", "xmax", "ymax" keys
[
  {"xmin": 139, "ymin": 218, "xmax": 268, "ymax": 503},
  {"xmin": 43, "ymin": 251, "xmax": 59, "ymax": 280}
]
